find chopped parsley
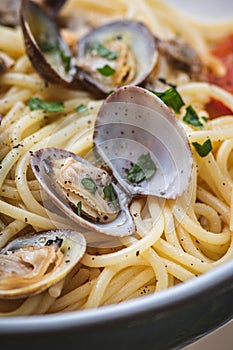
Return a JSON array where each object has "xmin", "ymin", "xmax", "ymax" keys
[
  {"xmin": 81, "ymin": 178, "xmax": 97, "ymax": 194},
  {"xmin": 27, "ymin": 97, "xmax": 64, "ymax": 113},
  {"xmin": 201, "ymin": 116, "xmax": 208, "ymax": 122},
  {"xmin": 77, "ymin": 201, "xmax": 82, "ymax": 216},
  {"xmin": 60, "ymin": 49, "xmax": 71, "ymax": 73},
  {"xmin": 39, "ymin": 41, "xmax": 71, "ymax": 72},
  {"xmin": 97, "ymin": 64, "xmax": 116, "ymax": 77},
  {"xmin": 103, "ymin": 183, "xmax": 119, "ymax": 210},
  {"xmin": 76, "ymin": 104, "xmax": 88, "ymax": 114},
  {"xmin": 183, "ymin": 105, "xmax": 204, "ymax": 128},
  {"xmin": 39, "ymin": 41, "xmax": 59, "ymax": 52},
  {"xmin": 192, "ymin": 139, "xmax": 212, "ymax": 157},
  {"xmin": 151, "ymin": 87, "xmax": 185, "ymax": 113},
  {"xmin": 93, "ymin": 148, "xmax": 102, "ymax": 164},
  {"xmin": 91, "ymin": 42, "xmax": 118, "ymax": 60},
  {"xmin": 127, "ymin": 153, "xmax": 156, "ymax": 183}
]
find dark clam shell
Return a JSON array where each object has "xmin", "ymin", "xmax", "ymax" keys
[{"xmin": 20, "ymin": 0, "xmax": 77, "ymax": 87}]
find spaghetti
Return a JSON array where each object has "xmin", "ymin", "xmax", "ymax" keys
[{"xmin": 1, "ymin": 0, "xmax": 233, "ymax": 315}]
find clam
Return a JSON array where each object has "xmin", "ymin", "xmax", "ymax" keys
[
  {"xmin": 76, "ymin": 20, "xmax": 158, "ymax": 94},
  {"xmin": 20, "ymin": 0, "xmax": 77, "ymax": 87},
  {"xmin": 0, "ymin": 229, "xmax": 86, "ymax": 299},
  {"xmin": 30, "ymin": 148, "xmax": 135, "ymax": 237},
  {"xmin": 94, "ymin": 86, "xmax": 193, "ymax": 199},
  {"xmin": 156, "ymin": 37, "xmax": 203, "ymax": 77}
]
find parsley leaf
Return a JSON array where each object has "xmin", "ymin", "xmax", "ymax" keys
[
  {"xmin": 93, "ymin": 148, "xmax": 103, "ymax": 164},
  {"xmin": 91, "ymin": 42, "xmax": 118, "ymax": 60},
  {"xmin": 60, "ymin": 49, "xmax": 71, "ymax": 73},
  {"xmin": 39, "ymin": 41, "xmax": 59, "ymax": 52},
  {"xmin": 97, "ymin": 65, "xmax": 116, "ymax": 77},
  {"xmin": 151, "ymin": 88, "xmax": 185, "ymax": 113},
  {"xmin": 27, "ymin": 97, "xmax": 64, "ymax": 113},
  {"xmin": 127, "ymin": 153, "xmax": 157, "ymax": 183},
  {"xmin": 103, "ymin": 183, "xmax": 119, "ymax": 210},
  {"xmin": 77, "ymin": 201, "xmax": 82, "ymax": 216},
  {"xmin": 192, "ymin": 139, "xmax": 212, "ymax": 157},
  {"xmin": 81, "ymin": 178, "xmax": 97, "ymax": 194},
  {"xmin": 76, "ymin": 104, "xmax": 88, "ymax": 114},
  {"xmin": 183, "ymin": 105, "xmax": 204, "ymax": 128},
  {"xmin": 39, "ymin": 41, "xmax": 71, "ymax": 72}
]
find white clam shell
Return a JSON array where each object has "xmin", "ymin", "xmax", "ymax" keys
[
  {"xmin": 30, "ymin": 148, "xmax": 135, "ymax": 237},
  {"xmin": 94, "ymin": 86, "xmax": 193, "ymax": 199},
  {"xmin": 77, "ymin": 20, "xmax": 158, "ymax": 94},
  {"xmin": 0, "ymin": 229, "xmax": 86, "ymax": 299}
]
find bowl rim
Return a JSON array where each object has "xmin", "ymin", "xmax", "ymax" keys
[{"xmin": 1, "ymin": 257, "xmax": 233, "ymax": 334}]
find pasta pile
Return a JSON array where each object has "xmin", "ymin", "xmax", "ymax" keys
[{"xmin": 1, "ymin": 0, "xmax": 233, "ymax": 316}]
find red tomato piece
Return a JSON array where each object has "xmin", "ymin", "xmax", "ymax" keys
[
  {"xmin": 207, "ymin": 34, "xmax": 233, "ymax": 93},
  {"xmin": 205, "ymin": 98, "xmax": 233, "ymax": 119}
]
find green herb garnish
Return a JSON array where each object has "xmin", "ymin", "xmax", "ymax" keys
[
  {"xmin": 91, "ymin": 42, "xmax": 118, "ymax": 60},
  {"xmin": 151, "ymin": 88, "xmax": 185, "ymax": 113},
  {"xmin": 127, "ymin": 153, "xmax": 157, "ymax": 183},
  {"xmin": 27, "ymin": 97, "xmax": 64, "ymax": 113},
  {"xmin": 97, "ymin": 64, "xmax": 116, "ymax": 77},
  {"xmin": 183, "ymin": 105, "xmax": 204, "ymax": 128},
  {"xmin": 103, "ymin": 183, "xmax": 119, "ymax": 210},
  {"xmin": 201, "ymin": 116, "xmax": 208, "ymax": 122},
  {"xmin": 39, "ymin": 41, "xmax": 59, "ymax": 52},
  {"xmin": 39, "ymin": 41, "xmax": 71, "ymax": 72},
  {"xmin": 81, "ymin": 178, "xmax": 97, "ymax": 194},
  {"xmin": 77, "ymin": 201, "xmax": 82, "ymax": 216},
  {"xmin": 93, "ymin": 148, "xmax": 102, "ymax": 164},
  {"xmin": 76, "ymin": 104, "xmax": 88, "ymax": 114},
  {"xmin": 60, "ymin": 49, "xmax": 71, "ymax": 72},
  {"xmin": 192, "ymin": 139, "xmax": 212, "ymax": 157}
]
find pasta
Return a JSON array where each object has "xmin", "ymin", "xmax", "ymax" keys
[{"xmin": 1, "ymin": 0, "xmax": 233, "ymax": 316}]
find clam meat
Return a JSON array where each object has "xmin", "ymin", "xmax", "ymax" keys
[
  {"xmin": 30, "ymin": 148, "xmax": 135, "ymax": 237},
  {"xmin": 0, "ymin": 229, "xmax": 86, "ymax": 299}
]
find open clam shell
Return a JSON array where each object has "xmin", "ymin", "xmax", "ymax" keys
[
  {"xmin": 30, "ymin": 148, "xmax": 135, "ymax": 237},
  {"xmin": 20, "ymin": 0, "xmax": 76, "ymax": 87},
  {"xmin": 76, "ymin": 20, "xmax": 158, "ymax": 94},
  {"xmin": 0, "ymin": 229, "xmax": 86, "ymax": 299},
  {"xmin": 94, "ymin": 86, "xmax": 193, "ymax": 199}
]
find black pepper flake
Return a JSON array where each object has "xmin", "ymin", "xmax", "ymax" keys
[
  {"xmin": 13, "ymin": 143, "xmax": 24, "ymax": 149},
  {"xmin": 34, "ymin": 165, "xmax": 40, "ymax": 173},
  {"xmin": 136, "ymin": 250, "xmax": 140, "ymax": 256},
  {"xmin": 24, "ymin": 218, "xmax": 28, "ymax": 223},
  {"xmin": 65, "ymin": 260, "xmax": 70, "ymax": 263}
]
